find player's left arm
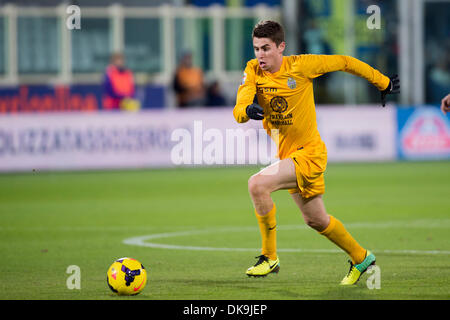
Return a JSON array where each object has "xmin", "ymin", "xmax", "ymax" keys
[
  {"xmin": 297, "ymin": 54, "xmax": 400, "ymax": 106},
  {"xmin": 233, "ymin": 61, "xmax": 259, "ymax": 123}
]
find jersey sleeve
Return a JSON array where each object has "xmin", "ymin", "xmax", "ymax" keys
[
  {"xmin": 296, "ymin": 54, "xmax": 390, "ymax": 91},
  {"xmin": 233, "ymin": 60, "xmax": 257, "ymax": 123}
]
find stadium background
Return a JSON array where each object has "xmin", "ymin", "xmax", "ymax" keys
[
  {"xmin": 0, "ymin": 0, "xmax": 449, "ymax": 301},
  {"xmin": 0, "ymin": 0, "xmax": 448, "ymax": 170}
]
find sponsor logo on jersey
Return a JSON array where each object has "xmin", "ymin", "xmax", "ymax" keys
[
  {"xmin": 270, "ymin": 96, "xmax": 288, "ymax": 113},
  {"xmin": 241, "ymin": 72, "xmax": 247, "ymax": 85}
]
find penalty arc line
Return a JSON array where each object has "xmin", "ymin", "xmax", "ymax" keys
[{"xmin": 122, "ymin": 220, "xmax": 450, "ymax": 256}]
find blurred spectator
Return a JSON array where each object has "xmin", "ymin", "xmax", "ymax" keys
[
  {"xmin": 173, "ymin": 51, "xmax": 206, "ymax": 108},
  {"xmin": 303, "ymin": 20, "xmax": 330, "ymax": 55},
  {"xmin": 206, "ymin": 81, "xmax": 227, "ymax": 107},
  {"xmin": 428, "ymin": 57, "xmax": 450, "ymax": 104},
  {"xmin": 102, "ymin": 53, "xmax": 140, "ymax": 111},
  {"xmin": 302, "ymin": 19, "xmax": 332, "ymax": 103}
]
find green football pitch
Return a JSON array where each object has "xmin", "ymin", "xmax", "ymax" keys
[{"xmin": 0, "ymin": 161, "xmax": 449, "ymax": 300}]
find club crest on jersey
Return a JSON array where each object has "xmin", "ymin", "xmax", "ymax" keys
[
  {"xmin": 287, "ymin": 77, "xmax": 297, "ymax": 89},
  {"xmin": 270, "ymin": 96, "xmax": 288, "ymax": 113}
]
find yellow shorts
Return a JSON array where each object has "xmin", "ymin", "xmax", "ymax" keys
[{"xmin": 287, "ymin": 140, "xmax": 327, "ymax": 198}]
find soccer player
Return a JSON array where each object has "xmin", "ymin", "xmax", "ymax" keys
[
  {"xmin": 233, "ymin": 21, "xmax": 400, "ymax": 285},
  {"xmin": 441, "ymin": 93, "xmax": 450, "ymax": 115}
]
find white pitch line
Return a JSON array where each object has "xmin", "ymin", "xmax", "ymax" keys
[
  {"xmin": 122, "ymin": 220, "xmax": 450, "ymax": 255},
  {"xmin": 1, "ymin": 219, "xmax": 448, "ymax": 232}
]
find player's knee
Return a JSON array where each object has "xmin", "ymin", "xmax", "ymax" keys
[
  {"xmin": 304, "ymin": 217, "xmax": 322, "ymax": 231},
  {"xmin": 303, "ymin": 213, "xmax": 329, "ymax": 231},
  {"xmin": 248, "ymin": 174, "xmax": 270, "ymax": 198}
]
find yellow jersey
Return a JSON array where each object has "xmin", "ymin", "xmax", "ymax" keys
[{"xmin": 233, "ymin": 54, "xmax": 390, "ymax": 159}]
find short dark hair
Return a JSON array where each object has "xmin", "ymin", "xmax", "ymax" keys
[{"xmin": 252, "ymin": 20, "xmax": 285, "ymax": 47}]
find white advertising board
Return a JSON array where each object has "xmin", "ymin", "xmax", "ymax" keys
[
  {"xmin": 317, "ymin": 106, "xmax": 396, "ymax": 162},
  {"xmin": 0, "ymin": 106, "xmax": 396, "ymax": 172}
]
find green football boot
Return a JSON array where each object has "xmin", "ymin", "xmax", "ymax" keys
[{"xmin": 340, "ymin": 250, "xmax": 376, "ymax": 285}]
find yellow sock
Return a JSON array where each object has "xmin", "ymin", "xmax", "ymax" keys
[
  {"xmin": 255, "ymin": 204, "xmax": 277, "ymax": 261},
  {"xmin": 319, "ymin": 215, "xmax": 366, "ymax": 264}
]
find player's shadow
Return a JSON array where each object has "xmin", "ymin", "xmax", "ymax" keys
[
  {"xmin": 315, "ymin": 284, "xmax": 381, "ymax": 300},
  {"xmin": 157, "ymin": 276, "xmax": 385, "ymax": 300},
  {"xmin": 161, "ymin": 279, "xmax": 304, "ymax": 299}
]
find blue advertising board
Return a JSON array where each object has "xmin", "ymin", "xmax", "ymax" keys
[
  {"xmin": 397, "ymin": 106, "xmax": 450, "ymax": 160},
  {"xmin": 0, "ymin": 84, "xmax": 165, "ymax": 113}
]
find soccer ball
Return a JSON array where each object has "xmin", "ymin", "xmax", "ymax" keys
[{"xmin": 106, "ymin": 257, "xmax": 147, "ymax": 295}]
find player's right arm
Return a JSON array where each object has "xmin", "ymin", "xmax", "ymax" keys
[
  {"xmin": 233, "ymin": 60, "xmax": 258, "ymax": 123},
  {"xmin": 441, "ymin": 93, "xmax": 450, "ymax": 115}
]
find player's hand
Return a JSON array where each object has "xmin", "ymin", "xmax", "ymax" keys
[
  {"xmin": 441, "ymin": 94, "xmax": 450, "ymax": 115},
  {"xmin": 380, "ymin": 74, "xmax": 400, "ymax": 107},
  {"xmin": 246, "ymin": 103, "xmax": 264, "ymax": 120}
]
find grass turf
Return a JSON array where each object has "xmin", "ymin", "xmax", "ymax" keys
[{"xmin": 0, "ymin": 161, "xmax": 449, "ymax": 300}]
